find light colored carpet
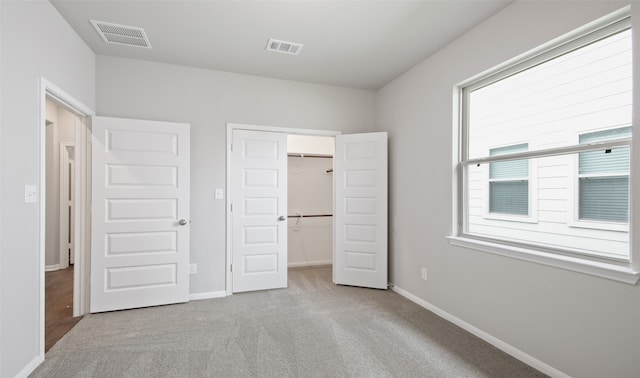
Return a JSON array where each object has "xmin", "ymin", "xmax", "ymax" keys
[{"xmin": 31, "ymin": 266, "xmax": 545, "ymax": 377}]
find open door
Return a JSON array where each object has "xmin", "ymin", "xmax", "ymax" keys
[
  {"xmin": 334, "ymin": 132, "xmax": 388, "ymax": 289},
  {"xmin": 231, "ymin": 129, "xmax": 288, "ymax": 293},
  {"xmin": 90, "ymin": 116, "xmax": 190, "ymax": 313}
]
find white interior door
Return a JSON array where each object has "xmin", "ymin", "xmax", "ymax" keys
[
  {"xmin": 231, "ymin": 129, "xmax": 287, "ymax": 293},
  {"xmin": 334, "ymin": 132, "xmax": 388, "ymax": 289},
  {"xmin": 90, "ymin": 116, "xmax": 190, "ymax": 313}
]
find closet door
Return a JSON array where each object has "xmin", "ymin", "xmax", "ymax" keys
[
  {"xmin": 334, "ymin": 132, "xmax": 388, "ymax": 289},
  {"xmin": 231, "ymin": 130, "xmax": 288, "ymax": 292}
]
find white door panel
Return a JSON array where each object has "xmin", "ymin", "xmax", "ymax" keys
[
  {"xmin": 232, "ymin": 130, "xmax": 287, "ymax": 293},
  {"xmin": 334, "ymin": 132, "xmax": 388, "ymax": 289},
  {"xmin": 91, "ymin": 116, "xmax": 190, "ymax": 313}
]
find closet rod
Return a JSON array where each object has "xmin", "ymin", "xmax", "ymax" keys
[
  {"xmin": 288, "ymin": 214, "xmax": 333, "ymax": 218},
  {"xmin": 287, "ymin": 153, "xmax": 333, "ymax": 158}
]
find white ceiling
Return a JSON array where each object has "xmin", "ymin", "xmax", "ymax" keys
[{"xmin": 50, "ymin": 0, "xmax": 513, "ymax": 90}]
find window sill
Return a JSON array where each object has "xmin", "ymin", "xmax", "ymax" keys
[
  {"xmin": 447, "ymin": 236, "xmax": 639, "ymax": 284},
  {"xmin": 567, "ymin": 219, "xmax": 629, "ymax": 233},
  {"xmin": 483, "ymin": 214, "xmax": 538, "ymax": 224}
]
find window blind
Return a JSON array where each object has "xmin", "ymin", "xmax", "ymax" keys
[
  {"xmin": 490, "ymin": 144, "xmax": 529, "ymax": 179},
  {"xmin": 490, "ymin": 181, "xmax": 529, "ymax": 215},
  {"xmin": 579, "ymin": 176, "xmax": 629, "ymax": 222}
]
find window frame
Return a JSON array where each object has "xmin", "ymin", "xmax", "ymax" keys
[{"xmin": 451, "ymin": 9, "xmax": 639, "ymax": 284}]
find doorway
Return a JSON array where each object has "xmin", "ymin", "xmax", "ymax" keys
[
  {"xmin": 286, "ymin": 134, "xmax": 335, "ymax": 269},
  {"xmin": 39, "ymin": 78, "xmax": 94, "ymax": 357},
  {"xmin": 45, "ymin": 99, "xmax": 76, "ymax": 271},
  {"xmin": 44, "ymin": 97, "xmax": 80, "ymax": 351}
]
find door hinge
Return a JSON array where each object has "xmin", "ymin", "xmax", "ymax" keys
[
  {"xmin": 230, "ymin": 143, "xmax": 233, "ymax": 152},
  {"xmin": 230, "ymin": 203, "xmax": 233, "ymax": 212},
  {"xmin": 230, "ymin": 264, "xmax": 233, "ymax": 272}
]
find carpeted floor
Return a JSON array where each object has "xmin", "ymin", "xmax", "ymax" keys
[{"xmin": 31, "ymin": 266, "xmax": 545, "ymax": 377}]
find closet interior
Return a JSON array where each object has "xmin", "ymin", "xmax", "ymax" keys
[{"xmin": 287, "ymin": 135, "xmax": 335, "ymax": 268}]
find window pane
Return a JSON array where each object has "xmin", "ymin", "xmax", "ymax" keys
[
  {"xmin": 490, "ymin": 161, "xmax": 528, "ymax": 179},
  {"xmin": 579, "ymin": 126, "xmax": 632, "ymax": 174},
  {"xmin": 490, "ymin": 143, "xmax": 528, "ymax": 155},
  {"xmin": 579, "ymin": 176, "xmax": 629, "ymax": 222},
  {"xmin": 489, "ymin": 181, "xmax": 528, "ymax": 215},
  {"xmin": 462, "ymin": 23, "xmax": 632, "ymax": 260},
  {"xmin": 579, "ymin": 147, "xmax": 630, "ymax": 174},
  {"xmin": 467, "ymin": 30, "xmax": 632, "ymax": 160},
  {"xmin": 490, "ymin": 144, "xmax": 528, "ymax": 179},
  {"xmin": 579, "ymin": 126, "xmax": 632, "ymax": 143}
]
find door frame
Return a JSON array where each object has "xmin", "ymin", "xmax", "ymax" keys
[
  {"xmin": 39, "ymin": 78, "xmax": 94, "ymax": 356},
  {"xmin": 225, "ymin": 123, "xmax": 341, "ymax": 295}
]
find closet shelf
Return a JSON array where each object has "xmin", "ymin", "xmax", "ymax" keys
[
  {"xmin": 288, "ymin": 214, "xmax": 333, "ymax": 218},
  {"xmin": 287, "ymin": 153, "xmax": 333, "ymax": 158}
]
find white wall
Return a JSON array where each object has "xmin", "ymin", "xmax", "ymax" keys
[
  {"xmin": 376, "ymin": 2, "xmax": 640, "ymax": 377},
  {"xmin": 0, "ymin": 1, "xmax": 95, "ymax": 377},
  {"xmin": 96, "ymin": 55, "xmax": 375, "ymax": 295}
]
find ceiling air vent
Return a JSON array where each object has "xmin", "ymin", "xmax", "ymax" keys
[
  {"xmin": 266, "ymin": 38, "xmax": 303, "ymax": 55},
  {"xmin": 90, "ymin": 20, "xmax": 152, "ymax": 49}
]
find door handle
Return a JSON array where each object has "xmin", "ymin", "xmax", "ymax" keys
[
  {"xmin": 278, "ymin": 216, "xmax": 286, "ymax": 221},
  {"xmin": 178, "ymin": 219, "xmax": 188, "ymax": 225}
]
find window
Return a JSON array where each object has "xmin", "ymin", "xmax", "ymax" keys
[
  {"xmin": 489, "ymin": 144, "xmax": 529, "ymax": 216},
  {"xmin": 578, "ymin": 126, "xmax": 631, "ymax": 223},
  {"xmin": 453, "ymin": 11, "xmax": 637, "ymax": 282}
]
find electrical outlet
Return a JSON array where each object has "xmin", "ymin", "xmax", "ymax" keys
[
  {"xmin": 421, "ymin": 267, "xmax": 428, "ymax": 281},
  {"xmin": 189, "ymin": 263, "xmax": 197, "ymax": 275}
]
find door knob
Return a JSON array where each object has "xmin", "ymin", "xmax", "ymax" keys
[
  {"xmin": 278, "ymin": 216, "xmax": 286, "ymax": 221},
  {"xmin": 178, "ymin": 219, "xmax": 188, "ymax": 225}
]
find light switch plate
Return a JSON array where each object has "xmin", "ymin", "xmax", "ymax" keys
[
  {"xmin": 214, "ymin": 188, "xmax": 224, "ymax": 200},
  {"xmin": 25, "ymin": 185, "xmax": 38, "ymax": 203}
]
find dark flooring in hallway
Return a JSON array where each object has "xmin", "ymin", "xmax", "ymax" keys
[{"xmin": 45, "ymin": 266, "xmax": 81, "ymax": 352}]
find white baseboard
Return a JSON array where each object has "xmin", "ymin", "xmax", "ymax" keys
[
  {"xmin": 15, "ymin": 354, "xmax": 44, "ymax": 378},
  {"xmin": 392, "ymin": 286, "xmax": 569, "ymax": 378},
  {"xmin": 45, "ymin": 264, "xmax": 60, "ymax": 272},
  {"xmin": 288, "ymin": 260, "xmax": 332, "ymax": 268},
  {"xmin": 189, "ymin": 290, "xmax": 227, "ymax": 301}
]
